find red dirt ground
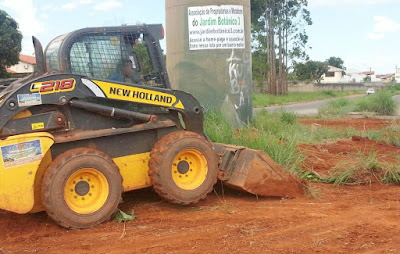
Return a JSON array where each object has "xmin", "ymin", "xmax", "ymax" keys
[
  {"xmin": 298, "ymin": 137, "xmax": 400, "ymax": 175},
  {"xmin": 300, "ymin": 118, "xmax": 400, "ymax": 130},
  {"xmin": 0, "ymin": 118, "xmax": 399, "ymax": 253},
  {"xmin": 299, "ymin": 117, "xmax": 400, "ymax": 176}
]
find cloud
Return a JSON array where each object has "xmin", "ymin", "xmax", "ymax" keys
[
  {"xmin": 344, "ymin": 55, "xmax": 397, "ymax": 74},
  {"xmin": 40, "ymin": 4, "xmax": 57, "ymax": 12},
  {"xmin": 93, "ymin": 1, "xmax": 123, "ymax": 11},
  {"xmin": 372, "ymin": 16, "xmax": 400, "ymax": 33},
  {"xmin": 309, "ymin": 0, "xmax": 400, "ymax": 7},
  {"xmin": 0, "ymin": 0, "xmax": 46, "ymax": 54},
  {"xmin": 367, "ymin": 16, "xmax": 400, "ymax": 40},
  {"xmin": 61, "ymin": 3, "xmax": 78, "ymax": 10},
  {"xmin": 367, "ymin": 32, "xmax": 384, "ymax": 40},
  {"xmin": 44, "ymin": 1, "xmax": 93, "ymax": 12}
]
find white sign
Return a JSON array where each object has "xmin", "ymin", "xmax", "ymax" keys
[{"xmin": 188, "ymin": 5, "xmax": 245, "ymax": 50}]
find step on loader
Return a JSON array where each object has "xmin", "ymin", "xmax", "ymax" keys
[{"xmin": 0, "ymin": 25, "xmax": 305, "ymax": 229}]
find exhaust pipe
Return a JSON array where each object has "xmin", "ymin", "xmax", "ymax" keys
[{"xmin": 32, "ymin": 36, "xmax": 46, "ymax": 76}]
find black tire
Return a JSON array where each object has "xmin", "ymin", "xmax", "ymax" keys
[
  {"xmin": 148, "ymin": 131, "xmax": 218, "ymax": 205},
  {"xmin": 41, "ymin": 148, "xmax": 122, "ymax": 229}
]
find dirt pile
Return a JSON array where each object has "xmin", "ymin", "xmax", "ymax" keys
[
  {"xmin": 299, "ymin": 137, "xmax": 400, "ymax": 176},
  {"xmin": 300, "ymin": 118, "xmax": 400, "ymax": 130}
]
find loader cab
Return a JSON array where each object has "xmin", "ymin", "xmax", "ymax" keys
[{"xmin": 44, "ymin": 25, "xmax": 170, "ymax": 88}]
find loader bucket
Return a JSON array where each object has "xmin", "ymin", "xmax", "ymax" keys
[{"xmin": 213, "ymin": 143, "xmax": 305, "ymax": 198}]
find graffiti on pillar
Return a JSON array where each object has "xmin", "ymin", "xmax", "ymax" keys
[{"xmin": 226, "ymin": 49, "xmax": 252, "ymax": 123}]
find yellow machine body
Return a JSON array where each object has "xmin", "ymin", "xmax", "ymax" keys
[
  {"xmin": 0, "ymin": 132, "xmax": 153, "ymax": 214},
  {"xmin": 0, "ymin": 133, "xmax": 54, "ymax": 214},
  {"xmin": 114, "ymin": 152, "xmax": 152, "ymax": 191}
]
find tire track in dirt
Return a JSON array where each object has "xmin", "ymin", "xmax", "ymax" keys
[{"xmin": 0, "ymin": 185, "xmax": 399, "ymax": 253}]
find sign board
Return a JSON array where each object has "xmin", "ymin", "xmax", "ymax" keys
[
  {"xmin": 1, "ymin": 139, "xmax": 42, "ymax": 168},
  {"xmin": 188, "ymin": 5, "xmax": 245, "ymax": 50}
]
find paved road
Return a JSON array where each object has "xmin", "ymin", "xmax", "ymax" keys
[
  {"xmin": 394, "ymin": 94, "xmax": 400, "ymax": 104},
  {"xmin": 254, "ymin": 94, "xmax": 400, "ymax": 116}
]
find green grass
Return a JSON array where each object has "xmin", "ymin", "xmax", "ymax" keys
[
  {"xmin": 253, "ymin": 91, "xmax": 362, "ymax": 107},
  {"xmin": 204, "ymin": 110, "xmax": 400, "ymax": 185},
  {"xmin": 382, "ymin": 164, "xmax": 400, "ymax": 184},
  {"xmin": 319, "ymin": 90, "xmax": 398, "ymax": 116},
  {"xmin": 325, "ymin": 168, "xmax": 356, "ymax": 185},
  {"xmin": 205, "ymin": 111, "xmax": 304, "ymax": 174},
  {"xmin": 206, "ymin": 110, "xmax": 361, "ymax": 175},
  {"xmin": 323, "ymin": 149, "xmax": 400, "ymax": 185},
  {"xmin": 362, "ymin": 124, "xmax": 400, "ymax": 147},
  {"xmin": 300, "ymin": 148, "xmax": 400, "ymax": 185}
]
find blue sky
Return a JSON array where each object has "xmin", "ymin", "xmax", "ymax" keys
[
  {"xmin": 1, "ymin": 0, "xmax": 399, "ymax": 74},
  {"xmin": 308, "ymin": 0, "xmax": 400, "ymax": 74}
]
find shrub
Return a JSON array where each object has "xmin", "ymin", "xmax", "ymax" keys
[
  {"xmin": 331, "ymin": 97, "xmax": 351, "ymax": 107},
  {"xmin": 320, "ymin": 90, "xmax": 397, "ymax": 116},
  {"xmin": 319, "ymin": 98, "xmax": 352, "ymax": 116},
  {"xmin": 204, "ymin": 111, "xmax": 304, "ymax": 173},
  {"xmin": 322, "ymin": 91, "xmax": 335, "ymax": 97},
  {"xmin": 369, "ymin": 90, "xmax": 397, "ymax": 115},
  {"xmin": 280, "ymin": 111, "xmax": 297, "ymax": 125}
]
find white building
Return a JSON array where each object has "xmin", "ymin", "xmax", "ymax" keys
[
  {"xmin": 341, "ymin": 73, "xmax": 365, "ymax": 83},
  {"xmin": 321, "ymin": 65, "xmax": 344, "ymax": 83},
  {"xmin": 342, "ymin": 69, "xmax": 379, "ymax": 83},
  {"xmin": 396, "ymin": 67, "xmax": 400, "ymax": 83},
  {"xmin": 7, "ymin": 55, "xmax": 36, "ymax": 74}
]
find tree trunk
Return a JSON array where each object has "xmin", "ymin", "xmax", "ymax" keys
[
  {"xmin": 266, "ymin": 3, "xmax": 271, "ymax": 94},
  {"xmin": 268, "ymin": 1, "xmax": 276, "ymax": 95},
  {"xmin": 278, "ymin": 25, "xmax": 283, "ymax": 95},
  {"xmin": 283, "ymin": 1, "xmax": 288, "ymax": 94}
]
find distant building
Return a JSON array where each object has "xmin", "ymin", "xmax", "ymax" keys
[
  {"xmin": 376, "ymin": 73, "xmax": 395, "ymax": 83},
  {"xmin": 341, "ymin": 72, "xmax": 364, "ymax": 83},
  {"xmin": 342, "ymin": 69, "xmax": 382, "ymax": 83},
  {"xmin": 361, "ymin": 71, "xmax": 375, "ymax": 76},
  {"xmin": 321, "ymin": 65, "xmax": 344, "ymax": 83},
  {"xmin": 7, "ymin": 55, "xmax": 36, "ymax": 75},
  {"xmin": 396, "ymin": 67, "xmax": 400, "ymax": 83},
  {"xmin": 321, "ymin": 67, "xmax": 394, "ymax": 84}
]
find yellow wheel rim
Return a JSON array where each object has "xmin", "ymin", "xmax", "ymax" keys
[
  {"xmin": 171, "ymin": 149, "xmax": 208, "ymax": 190},
  {"xmin": 64, "ymin": 168, "xmax": 109, "ymax": 214}
]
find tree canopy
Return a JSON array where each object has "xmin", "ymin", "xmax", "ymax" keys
[
  {"xmin": 326, "ymin": 56, "xmax": 345, "ymax": 70},
  {"xmin": 0, "ymin": 10, "xmax": 22, "ymax": 78},
  {"xmin": 251, "ymin": 0, "xmax": 312, "ymax": 94},
  {"xmin": 292, "ymin": 60, "xmax": 328, "ymax": 83}
]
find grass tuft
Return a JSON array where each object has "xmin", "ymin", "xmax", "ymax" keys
[
  {"xmin": 280, "ymin": 111, "xmax": 297, "ymax": 125},
  {"xmin": 322, "ymin": 149, "xmax": 397, "ymax": 185},
  {"xmin": 382, "ymin": 165, "xmax": 400, "ymax": 184},
  {"xmin": 325, "ymin": 168, "xmax": 356, "ymax": 185},
  {"xmin": 319, "ymin": 90, "xmax": 398, "ymax": 116},
  {"xmin": 205, "ymin": 109, "xmax": 400, "ymax": 185},
  {"xmin": 205, "ymin": 110, "xmax": 304, "ymax": 174}
]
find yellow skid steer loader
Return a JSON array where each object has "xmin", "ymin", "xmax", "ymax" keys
[{"xmin": 0, "ymin": 25, "xmax": 304, "ymax": 229}]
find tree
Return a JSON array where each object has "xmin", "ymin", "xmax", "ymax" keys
[
  {"xmin": 0, "ymin": 10, "xmax": 22, "ymax": 78},
  {"xmin": 326, "ymin": 56, "xmax": 345, "ymax": 70},
  {"xmin": 363, "ymin": 75, "xmax": 371, "ymax": 82},
  {"xmin": 292, "ymin": 60, "xmax": 328, "ymax": 83},
  {"xmin": 133, "ymin": 42, "xmax": 152, "ymax": 76},
  {"xmin": 252, "ymin": 50, "xmax": 269, "ymax": 90},
  {"xmin": 251, "ymin": 0, "xmax": 312, "ymax": 95}
]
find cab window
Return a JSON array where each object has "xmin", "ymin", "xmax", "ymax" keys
[{"xmin": 69, "ymin": 33, "xmax": 142, "ymax": 84}]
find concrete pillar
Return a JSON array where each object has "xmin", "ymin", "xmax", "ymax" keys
[{"xmin": 166, "ymin": 0, "xmax": 252, "ymax": 126}]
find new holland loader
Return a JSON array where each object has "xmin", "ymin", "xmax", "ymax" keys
[{"xmin": 0, "ymin": 25, "xmax": 304, "ymax": 229}]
